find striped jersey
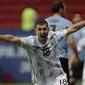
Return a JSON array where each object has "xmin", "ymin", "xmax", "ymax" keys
[
  {"xmin": 45, "ymin": 16, "xmax": 72, "ymax": 59},
  {"xmin": 20, "ymin": 30, "xmax": 67, "ymax": 85}
]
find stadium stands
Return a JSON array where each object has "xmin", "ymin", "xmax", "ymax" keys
[{"xmin": 0, "ymin": 0, "xmax": 84, "ymax": 29}]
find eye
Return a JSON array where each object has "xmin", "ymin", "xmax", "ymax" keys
[
  {"xmin": 43, "ymin": 28, "xmax": 47, "ymax": 31},
  {"xmin": 38, "ymin": 28, "xmax": 41, "ymax": 31}
]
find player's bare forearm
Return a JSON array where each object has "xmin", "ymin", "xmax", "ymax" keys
[
  {"xmin": 0, "ymin": 34, "xmax": 21, "ymax": 45},
  {"xmin": 69, "ymin": 36, "xmax": 79, "ymax": 58},
  {"xmin": 66, "ymin": 20, "xmax": 85, "ymax": 35},
  {"xmin": 72, "ymin": 20, "xmax": 85, "ymax": 30},
  {"xmin": 0, "ymin": 35, "xmax": 14, "ymax": 42},
  {"xmin": 69, "ymin": 54, "xmax": 80, "ymax": 70},
  {"xmin": 68, "ymin": 36, "xmax": 80, "ymax": 70}
]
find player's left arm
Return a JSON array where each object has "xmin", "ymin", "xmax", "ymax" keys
[
  {"xmin": 66, "ymin": 20, "xmax": 85, "ymax": 35},
  {"xmin": 66, "ymin": 20, "xmax": 85, "ymax": 70},
  {"xmin": 66, "ymin": 20, "xmax": 85, "ymax": 62},
  {"xmin": 68, "ymin": 36, "xmax": 80, "ymax": 70}
]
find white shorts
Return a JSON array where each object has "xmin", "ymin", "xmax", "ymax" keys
[
  {"xmin": 53, "ymin": 73, "xmax": 68, "ymax": 85},
  {"xmin": 34, "ymin": 74, "xmax": 68, "ymax": 85}
]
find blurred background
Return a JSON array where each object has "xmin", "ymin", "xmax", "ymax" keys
[{"xmin": 0, "ymin": 0, "xmax": 85, "ymax": 85}]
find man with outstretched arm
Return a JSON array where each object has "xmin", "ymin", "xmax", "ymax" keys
[{"xmin": 0, "ymin": 20, "xmax": 85, "ymax": 85}]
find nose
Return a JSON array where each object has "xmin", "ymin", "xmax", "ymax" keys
[{"xmin": 41, "ymin": 29, "xmax": 45, "ymax": 33}]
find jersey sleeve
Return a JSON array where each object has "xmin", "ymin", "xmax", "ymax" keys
[
  {"xmin": 20, "ymin": 36, "xmax": 33, "ymax": 48},
  {"xmin": 54, "ymin": 30, "xmax": 67, "ymax": 40}
]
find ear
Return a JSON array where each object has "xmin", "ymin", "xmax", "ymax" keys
[{"xmin": 59, "ymin": 8, "xmax": 63, "ymax": 13}]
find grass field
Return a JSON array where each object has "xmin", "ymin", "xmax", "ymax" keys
[
  {"xmin": 0, "ymin": 83, "xmax": 81, "ymax": 85},
  {"xmin": 0, "ymin": 80, "xmax": 82, "ymax": 85},
  {"xmin": 75, "ymin": 80, "xmax": 82, "ymax": 85},
  {"xmin": 0, "ymin": 82, "xmax": 81, "ymax": 85},
  {"xmin": 0, "ymin": 84, "xmax": 33, "ymax": 85}
]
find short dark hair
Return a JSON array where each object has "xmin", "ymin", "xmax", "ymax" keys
[
  {"xmin": 72, "ymin": 12, "xmax": 82, "ymax": 16},
  {"xmin": 51, "ymin": 1, "xmax": 64, "ymax": 13},
  {"xmin": 35, "ymin": 19, "xmax": 48, "ymax": 28}
]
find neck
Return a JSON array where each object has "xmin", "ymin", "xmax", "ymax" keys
[
  {"xmin": 39, "ymin": 38, "xmax": 47, "ymax": 44},
  {"xmin": 53, "ymin": 13, "xmax": 62, "ymax": 16}
]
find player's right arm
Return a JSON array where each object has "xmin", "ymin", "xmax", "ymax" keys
[{"xmin": 0, "ymin": 35, "xmax": 21, "ymax": 46}]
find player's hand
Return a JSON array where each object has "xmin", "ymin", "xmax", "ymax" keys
[
  {"xmin": 69, "ymin": 55, "xmax": 80, "ymax": 70},
  {"xmin": 74, "ymin": 56, "xmax": 80, "ymax": 65}
]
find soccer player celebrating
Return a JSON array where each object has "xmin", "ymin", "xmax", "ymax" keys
[{"xmin": 0, "ymin": 19, "xmax": 85, "ymax": 85}]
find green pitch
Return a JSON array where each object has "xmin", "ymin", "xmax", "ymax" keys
[
  {"xmin": 0, "ymin": 83, "xmax": 33, "ymax": 85},
  {"xmin": 0, "ymin": 83, "xmax": 81, "ymax": 85},
  {"xmin": 0, "ymin": 80, "xmax": 81, "ymax": 85}
]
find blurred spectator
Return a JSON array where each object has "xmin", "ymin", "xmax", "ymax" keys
[
  {"xmin": 69, "ymin": 12, "xmax": 85, "ymax": 85},
  {"xmin": 21, "ymin": 5, "xmax": 38, "ymax": 31},
  {"xmin": 2, "ymin": 72, "xmax": 13, "ymax": 83},
  {"xmin": 72, "ymin": 12, "xmax": 82, "ymax": 24}
]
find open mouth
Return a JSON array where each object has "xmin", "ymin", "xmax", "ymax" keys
[{"xmin": 40, "ymin": 33, "xmax": 47, "ymax": 38}]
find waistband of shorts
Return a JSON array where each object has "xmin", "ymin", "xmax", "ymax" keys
[{"xmin": 56, "ymin": 73, "xmax": 67, "ymax": 80}]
